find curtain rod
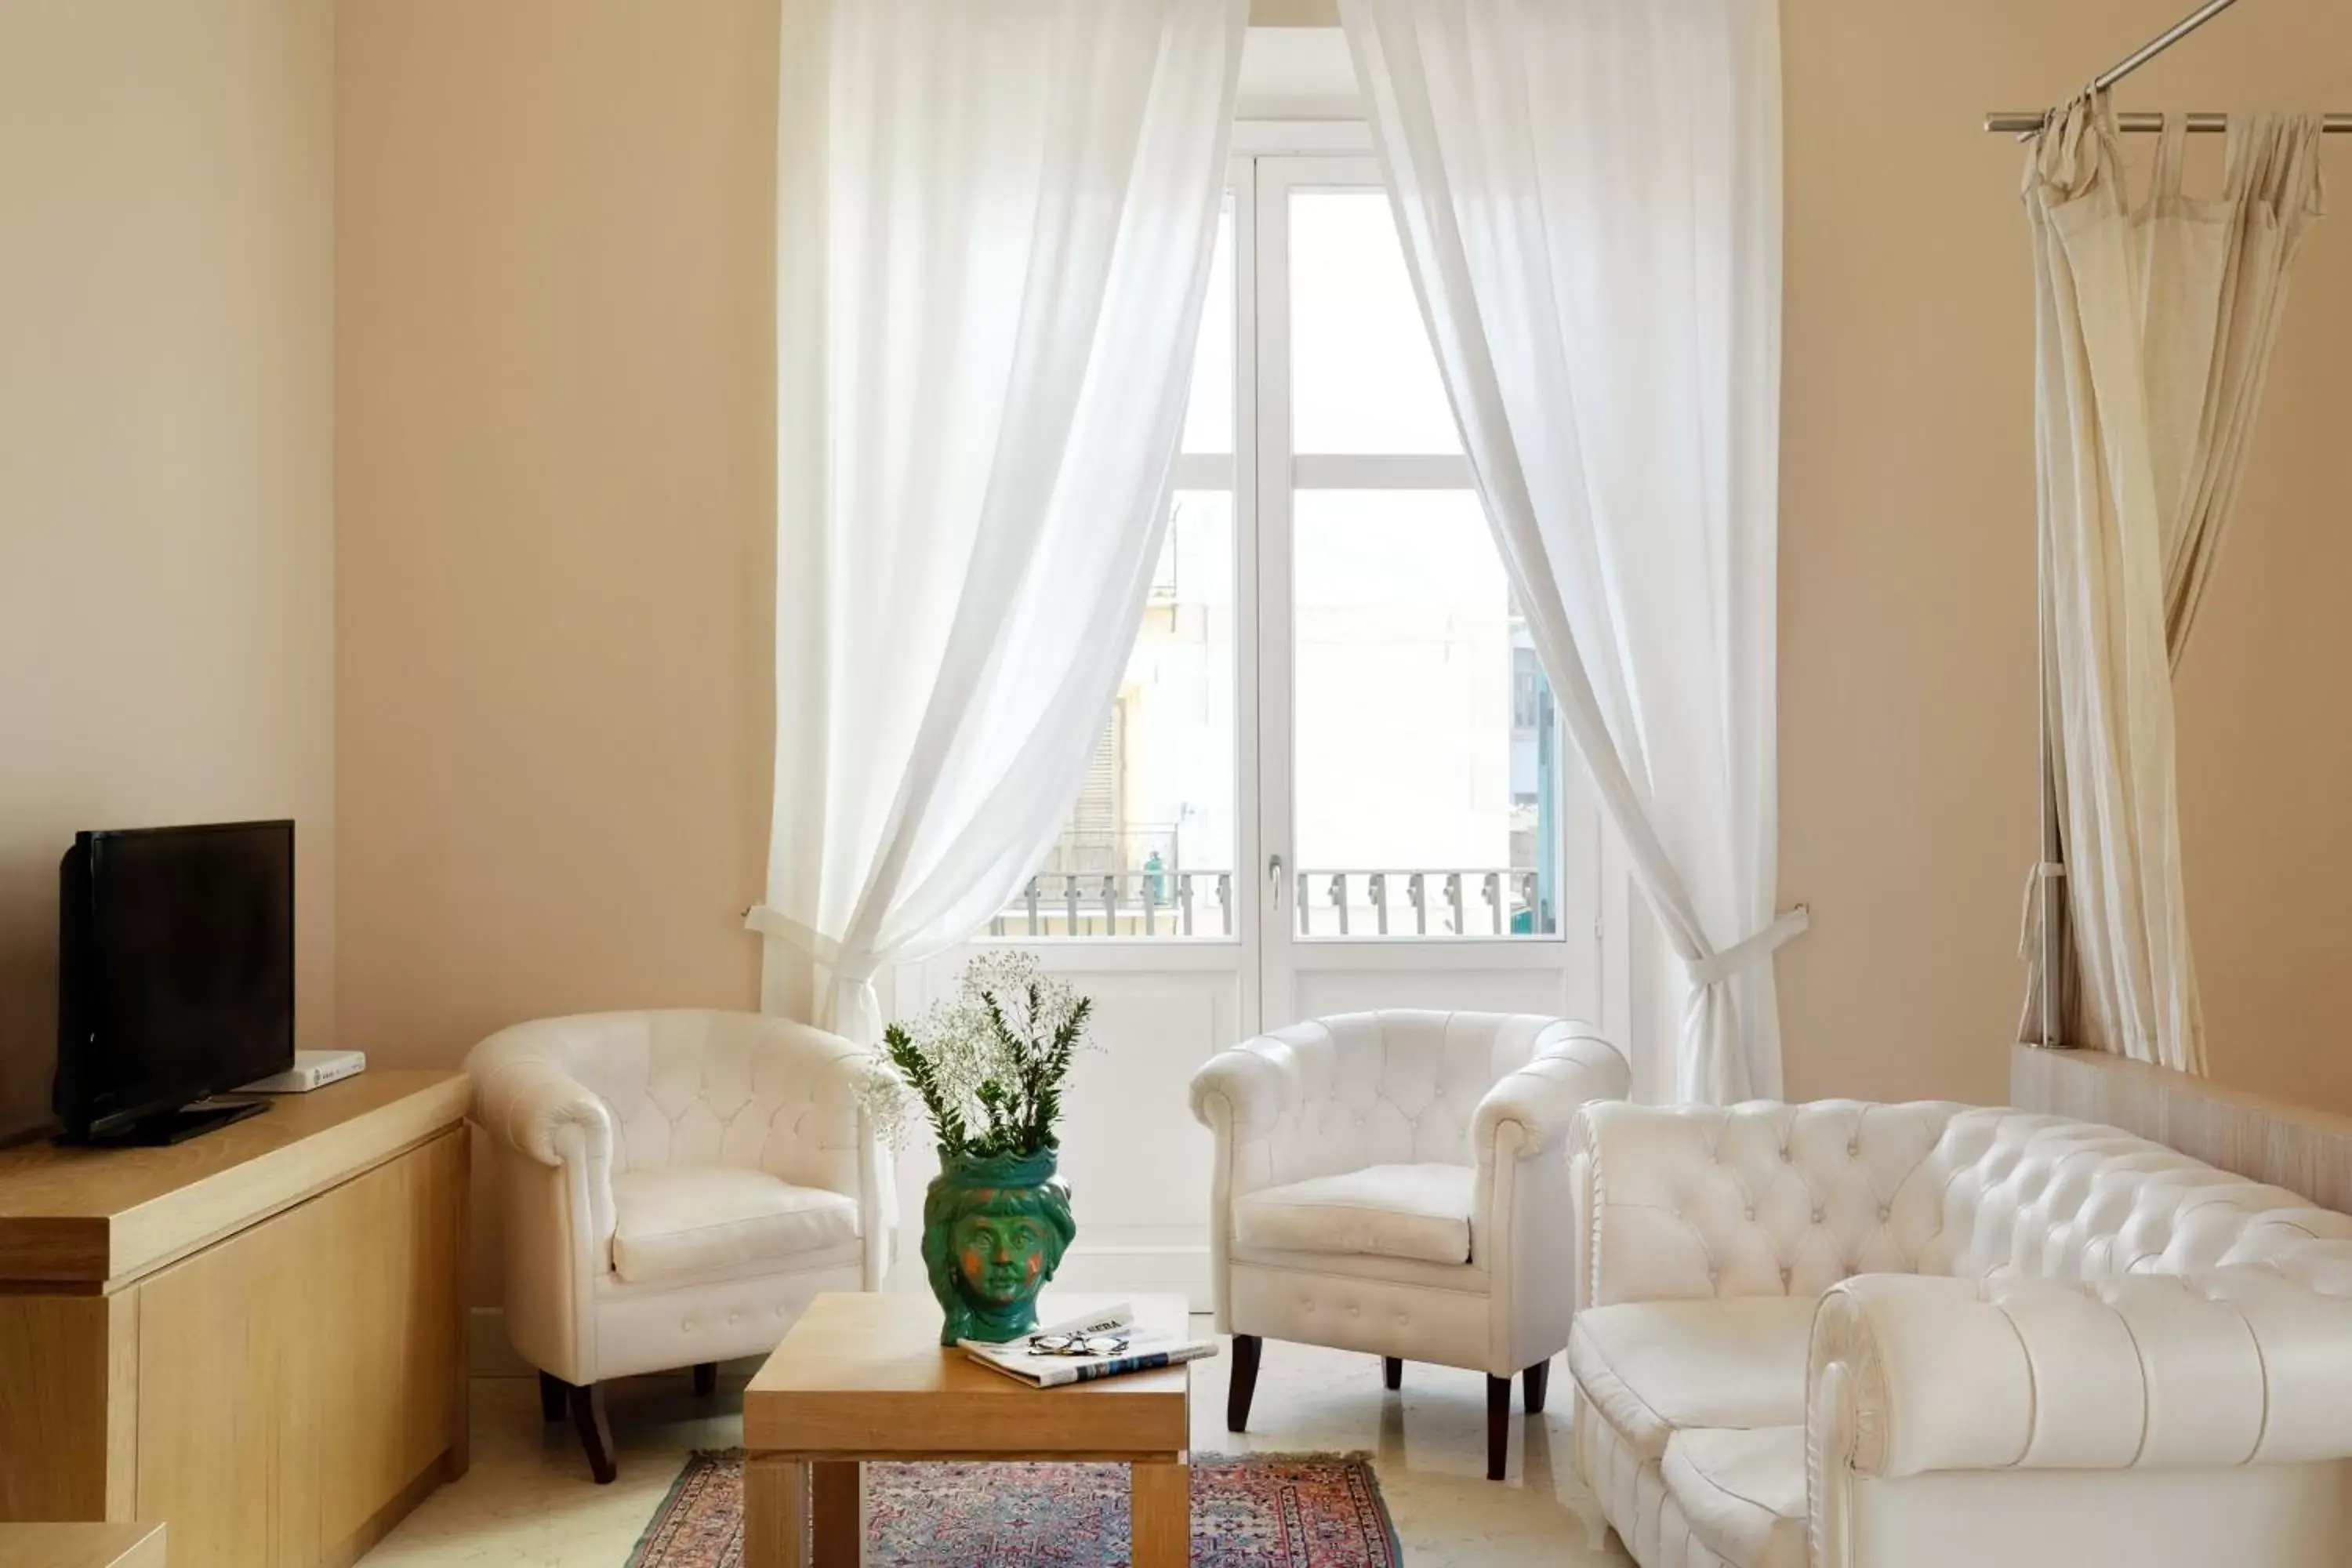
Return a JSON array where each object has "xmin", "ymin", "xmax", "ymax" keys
[
  {"xmin": 1984, "ymin": 111, "xmax": 2352, "ymax": 134},
  {"xmin": 1984, "ymin": 0, "xmax": 2351, "ymax": 135}
]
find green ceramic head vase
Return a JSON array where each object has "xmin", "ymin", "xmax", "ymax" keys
[{"xmin": 920, "ymin": 1149, "xmax": 1074, "ymax": 1345}]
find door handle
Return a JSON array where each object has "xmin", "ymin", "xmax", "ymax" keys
[{"xmin": 1268, "ymin": 854, "xmax": 1284, "ymax": 909}]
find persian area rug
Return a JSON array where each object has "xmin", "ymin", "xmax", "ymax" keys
[{"xmin": 627, "ymin": 1450, "xmax": 1404, "ymax": 1567}]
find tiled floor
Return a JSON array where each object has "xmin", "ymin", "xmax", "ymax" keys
[{"xmin": 361, "ymin": 1327, "xmax": 1635, "ymax": 1566}]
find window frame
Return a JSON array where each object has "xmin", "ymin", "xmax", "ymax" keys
[{"xmin": 987, "ymin": 132, "xmax": 1600, "ymax": 989}]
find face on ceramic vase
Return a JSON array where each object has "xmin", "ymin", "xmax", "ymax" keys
[{"xmin": 950, "ymin": 1210, "xmax": 1051, "ymax": 1305}]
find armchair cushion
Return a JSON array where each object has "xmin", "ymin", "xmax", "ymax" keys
[
  {"xmin": 1663, "ymin": 1427, "xmax": 1806, "ymax": 1568},
  {"xmin": 1567, "ymin": 1297, "xmax": 1817, "ymax": 1461},
  {"xmin": 1232, "ymin": 1162, "xmax": 1475, "ymax": 1265},
  {"xmin": 609, "ymin": 1167, "xmax": 860, "ymax": 1285}
]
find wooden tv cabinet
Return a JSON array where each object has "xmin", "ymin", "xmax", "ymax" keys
[{"xmin": 0, "ymin": 1072, "xmax": 470, "ymax": 1568}]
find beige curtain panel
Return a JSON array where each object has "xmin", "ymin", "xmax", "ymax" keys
[
  {"xmin": 2020, "ymin": 96, "xmax": 2327, "ymax": 1073},
  {"xmin": 2141, "ymin": 116, "xmax": 2330, "ymax": 655}
]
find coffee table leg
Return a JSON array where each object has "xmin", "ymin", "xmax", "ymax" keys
[
  {"xmin": 744, "ymin": 1457, "xmax": 810, "ymax": 1568},
  {"xmin": 1131, "ymin": 1461, "xmax": 1189, "ymax": 1568},
  {"xmin": 812, "ymin": 1460, "xmax": 860, "ymax": 1567}
]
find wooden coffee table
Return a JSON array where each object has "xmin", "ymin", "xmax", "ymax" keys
[{"xmin": 741, "ymin": 1292, "xmax": 1193, "ymax": 1567}]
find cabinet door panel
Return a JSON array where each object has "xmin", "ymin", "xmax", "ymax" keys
[
  {"xmin": 313, "ymin": 1131, "xmax": 464, "ymax": 1550},
  {"xmin": 136, "ymin": 1210, "xmax": 283, "ymax": 1568}
]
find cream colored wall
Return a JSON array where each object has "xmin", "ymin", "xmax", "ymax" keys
[
  {"xmin": 0, "ymin": 0, "xmax": 337, "ymax": 1142},
  {"xmin": 1776, "ymin": 0, "xmax": 2352, "ymax": 1107},
  {"xmin": 325, "ymin": 0, "xmax": 2350, "ymax": 1156},
  {"xmin": 333, "ymin": 0, "xmax": 778, "ymax": 1076}
]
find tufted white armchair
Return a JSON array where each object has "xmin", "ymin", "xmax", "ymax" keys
[
  {"xmin": 1188, "ymin": 1011, "xmax": 1630, "ymax": 1480},
  {"xmin": 466, "ymin": 1010, "xmax": 892, "ymax": 1482}
]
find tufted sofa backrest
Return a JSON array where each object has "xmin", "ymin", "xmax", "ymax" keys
[
  {"xmin": 1225, "ymin": 1011, "xmax": 1587, "ymax": 1186},
  {"xmin": 467, "ymin": 1010, "xmax": 866, "ymax": 1198},
  {"xmin": 1575, "ymin": 1099, "xmax": 2352, "ymax": 1305}
]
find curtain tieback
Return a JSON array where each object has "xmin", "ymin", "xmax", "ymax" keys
[
  {"xmin": 1684, "ymin": 906, "xmax": 1810, "ymax": 989},
  {"xmin": 744, "ymin": 904, "xmax": 880, "ymax": 983}
]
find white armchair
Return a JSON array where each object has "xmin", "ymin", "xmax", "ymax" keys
[
  {"xmin": 1188, "ymin": 1010, "xmax": 1630, "ymax": 1479},
  {"xmin": 466, "ymin": 1009, "xmax": 892, "ymax": 1482}
]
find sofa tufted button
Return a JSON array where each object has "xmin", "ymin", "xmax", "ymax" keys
[
  {"xmin": 728, "ymin": 1311, "xmax": 742, "ymax": 1325},
  {"xmin": 1744, "ymin": 1205, "xmax": 1756, "ymax": 1221},
  {"xmin": 1780, "ymin": 1268, "xmax": 1792, "ymax": 1288},
  {"xmin": 1878, "ymin": 1204, "xmax": 1891, "ymax": 1221},
  {"xmin": 682, "ymin": 1319, "xmax": 696, "ymax": 1333},
  {"xmin": 1812, "ymin": 1206, "xmax": 1825, "ymax": 1222},
  {"xmin": 1848, "ymin": 1139, "xmax": 1860, "ymax": 1156}
]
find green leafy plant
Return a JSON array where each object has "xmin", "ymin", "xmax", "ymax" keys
[{"xmin": 857, "ymin": 951, "xmax": 1094, "ymax": 1161}]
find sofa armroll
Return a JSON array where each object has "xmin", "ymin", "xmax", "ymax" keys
[
  {"xmin": 470, "ymin": 1052, "xmax": 615, "ymax": 1171},
  {"xmin": 1810, "ymin": 1271, "xmax": 2352, "ymax": 1480},
  {"xmin": 1472, "ymin": 1022, "xmax": 1629, "ymax": 1163}
]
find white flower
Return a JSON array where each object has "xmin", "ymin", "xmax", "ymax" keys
[
  {"xmin": 859, "ymin": 950, "xmax": 1097, "ymax": 1154},
  {"xmin": 848, "ymin": 1058, "xmax": 916, "ymax": 1149}
]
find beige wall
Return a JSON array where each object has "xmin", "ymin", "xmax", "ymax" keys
[
  {"xmin": 333, "ymin": 0, "xmax": 779, "ymax": 1079},
  {"xmin": 1776, "ymin": 0, "xmax": 2352, "ymax": 1108},
  {"xmin": 0, "ymin": 0, "xmax": 337, "ymax": 1142},
  {"xmin": 326, "ymin": 0, "xmax": 2350, "ymax": 1149}
]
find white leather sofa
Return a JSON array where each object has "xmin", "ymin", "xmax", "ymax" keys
[
  {"xmin": 1189, "ymin": 1011, "xmax": 1631, "ymax": 1479},
  {"xmin": 1567, "ymin": 1100, "xmax": 2352, "ymax": 1568},
  {"xmin": 467, "ymin": 1010, "xmax": 892, "ymax": 1482}
]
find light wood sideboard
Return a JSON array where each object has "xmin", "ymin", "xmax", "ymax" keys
[{"xmin": 0, "ymin": 1073, "xmax": 470, "ymax": 1568}]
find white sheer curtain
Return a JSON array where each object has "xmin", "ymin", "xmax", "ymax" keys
[
  {"xmin": 2020, "ymin": 97, "xmax": 2325, "ymax": 1072},
  {"xmin": 1341, "ymin": 0, "xmax": 1796, "ymax": 1102},
  {"xmin": 753, "ymin": 0, "xmax": 1246, "ymax": 1040}
]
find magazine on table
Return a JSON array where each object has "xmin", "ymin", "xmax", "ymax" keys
[{"xmin": 960, "ymin": 1302, "xmax": 1219, "ymax": 1388}]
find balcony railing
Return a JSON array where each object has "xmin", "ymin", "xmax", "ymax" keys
[
  {"xmin": 987, "ymin": 867, "xmax": 1552, "ymax": 939},
  {"xmin": 989, "ymin": 869, "xmax": 1233, "ymax": 938},
  {"xmin": 1294, "ymin": 868, "xmax": 1548, "ymax": 938}
]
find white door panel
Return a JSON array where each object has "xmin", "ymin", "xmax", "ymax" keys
[{"xmin": 1254, "ymin": 157, "xmax": 1599, "ymax": 1033}]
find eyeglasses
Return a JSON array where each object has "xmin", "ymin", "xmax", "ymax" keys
[{"xmin": 1025, "ymin": 1332, "xmax": 1131, "ymax": 1358}]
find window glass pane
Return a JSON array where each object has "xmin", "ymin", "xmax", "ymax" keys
[
  {"xmin": 996, "ymin": 490, "xmax": 1237, "ymax": 937},
  {"xmin": 1290, "ymin": 190, "xmax": 1461, "ymax": 456},
  {"xmin": 1292, "ymin": 491, "xmax": 1556, "ymax": 938},
  {"xmin": 1180, "ymin": 198, "xmax": 1236, "ymax": 456}
]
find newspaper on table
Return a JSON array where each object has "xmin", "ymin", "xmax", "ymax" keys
[{"xmin": 960, "ymin": 1301, "xmax": 1219, "ymax": 1388}]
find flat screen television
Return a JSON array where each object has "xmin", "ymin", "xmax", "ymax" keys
[{"xmin": 55, "ymin": 819, "xmax": 295, "ymax": 1145}]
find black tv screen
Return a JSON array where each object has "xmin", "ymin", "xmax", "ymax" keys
[{"xmin": 56, "ymin": 820, "xmax": 296, "ymax": 1141}]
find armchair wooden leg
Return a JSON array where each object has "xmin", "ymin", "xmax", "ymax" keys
[
  {"xmin": 1486, "ymin": 1374, "xmax": 1512, "ymax": 1481},
  {"xmin": 1523, "ymin": 1359, "xmax": 1550, "ymax": 1414},
  {"xmin": 1383, "ymin": 1356, "xmax": 1403, "ymax": 1391},
  {"xmin": 693, "ymin": 1361, "xmax": 718, "ymax": 1397},
  {"xmin": 538, "ymin": 1370, "xmax": 568, "ymax": 1423},
  {"xmin": 1227, "ymin": 1334, "xmax": 1263, "ymax": 1433},
  {"xmin": 570, "ymin": 1381, "xmax": 619, "ymax": 1485}
]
